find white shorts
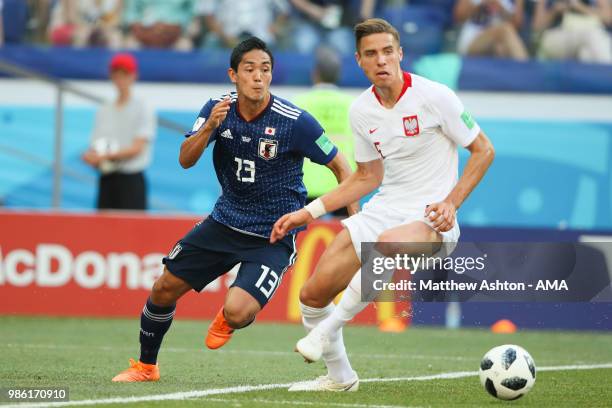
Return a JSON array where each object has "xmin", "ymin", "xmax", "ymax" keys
[
  {"xmin": 342, "ymin": 203, "xmax": 460, "ymax": 295},
  {"xmin": 340, "ymin": 203, "xmax": 460, "ymax": 260}
]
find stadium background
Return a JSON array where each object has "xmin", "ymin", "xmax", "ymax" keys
[{"xmin": 1, "ymin": 0, "xmax": 611, "ymax": 334}]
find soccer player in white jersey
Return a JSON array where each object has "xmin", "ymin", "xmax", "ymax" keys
[{"xmin": 270, "ymin": 18, "xmax": 495, "ymax": 391}]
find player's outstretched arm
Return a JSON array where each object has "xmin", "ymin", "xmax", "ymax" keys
[
  {"xmin": 179, "ymin": 97, "xmax": 231, "ymax": 168},
  {"xmin": 318, "ymin": 158, "xmax": 383, "ymax": 216},
  {"xmin": 427, "ymin": 131, "xmax": 494, "ymax": 232},
  {"xmin": 270, "ymin": 159, "xmax": 383, "ymax": 243},
  {"xmin": 323, "ymin": 151, "xmax": 360, "ymax": 216}
]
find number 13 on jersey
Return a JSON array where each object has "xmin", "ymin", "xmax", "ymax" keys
[{"xmin": 235, "ymin": 157, "xmax": 255, "ymax": 182}]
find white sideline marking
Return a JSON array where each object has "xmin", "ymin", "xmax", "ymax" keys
[
  {"xmin": 0, "ymin": 383, "xmax": 294, "ymax": 408},
  {"xmin": 360, "ymin": 363, "xmax": 612, "ymax": 384},
  {"xmin": 2, "ymin": 363, "xmax": 611, "ymax": 408},
  {"xmin": 538, "ymin": 363, "xmax": 612, "ymax": 372}
]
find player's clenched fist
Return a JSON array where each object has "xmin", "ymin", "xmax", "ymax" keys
[
  {"xmin": 179, "ymin": 96, "xmax": 232, "ymax": 169},
  {"xmin": 206, "ymin": 97, "xmax": 232, "ymax": 130},
  {"xmin": 270, "ymin": 209, "xmax": 313, "ymax": 243},
  {"xmin": 425, "ymin": 201, "xmax": 456, "ymax": 233}
]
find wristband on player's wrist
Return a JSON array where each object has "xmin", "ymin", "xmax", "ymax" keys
[{"xmin": 304, "ymin": 198, "xmax": 327, "ymax": 219}]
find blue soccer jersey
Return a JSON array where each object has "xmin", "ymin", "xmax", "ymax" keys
[{"xmin": 186, "ymin": 92, "xmax": 338, "ymax": 237}]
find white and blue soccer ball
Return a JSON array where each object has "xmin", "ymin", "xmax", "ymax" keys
[{"xmin": 479, "ymin": 344, "xmax": 536, "ymax": 400}]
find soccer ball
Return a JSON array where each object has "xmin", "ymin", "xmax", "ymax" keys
[{"xmin": 479, "ymin": 344, "xmax": 536, "ymax": 400}]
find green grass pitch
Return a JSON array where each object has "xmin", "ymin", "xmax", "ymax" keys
[{"xmin": 1, "ymin": 316, "xmax": 611, "ymax": 407}]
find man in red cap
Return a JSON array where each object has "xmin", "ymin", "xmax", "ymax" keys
[{"xmin": 82, "ymin": 53, "xmax": 157, "ymax": 210}]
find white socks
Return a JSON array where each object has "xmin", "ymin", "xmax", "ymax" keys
[
  {"xmin": 317, "ymin": 282, "xmax": 368, "ymax": 337},
  {"xmin": 299, "ymin": 301, "xmax": 356, "ymax": 383},
  {"xmin": 322, "ymin": 337, "xmax": 354, "ymax": 383},
  {"xmin": 298, "ymin": 268, "xmax": 369, "ymax": 385},
  {"xmin": 299, "ymin": 301, "xmax": 334, "ymax": 332}
]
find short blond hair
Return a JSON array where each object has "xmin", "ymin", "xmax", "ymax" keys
[{"xmin": 354, "ymin": 18, "xmax": 400, "ymax": 52}]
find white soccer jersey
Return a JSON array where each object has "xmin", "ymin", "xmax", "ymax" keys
[{"xmin": 350, "ymin": 72, "xmax": 480, "ymax": 213}]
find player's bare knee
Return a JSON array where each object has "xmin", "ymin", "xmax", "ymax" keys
[
  {"xmin": 299, "ymin": 285, "xmax": 330, "ymax": 308},
  {"xmin": 374, "ymin": 242, "xmax": 398, "ymax": 258},
  {"xmin": 376, "ymin": 224, "xmax": 436, "ymax": 257},
  {"xmin": 150, "ymin": 279, "xmax": 164, "ymax": 298},
  {"xmin": 151, "ymin": 276, "xmax": 178, "ymax": 306},
  {"xmin": 223, "ymin": 305, "xmax": 256, "ymax": 329},
  {"xmin": 299, "ymin": 284, "xmax": 314, "ymax": 305},
  {"xmin": 376, "ymin": 228, "xmax": 402, "ymax": 243},
  {"xmin": 375, "ymin": 231, "xmax": 403, "ymax": 257}
]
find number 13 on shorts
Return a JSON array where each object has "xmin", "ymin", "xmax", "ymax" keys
[{"xmin": 255, "ymin": 265, "xmax": 280, "ymax": 299}]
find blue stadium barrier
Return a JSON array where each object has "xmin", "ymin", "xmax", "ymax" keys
[
  {"xmin": 459, "ymin": 57, "xmax": 612, "ymax": 94},
  {"xmin": 413, "ymin": 302, "xmax": 612, "ymax": 331}
]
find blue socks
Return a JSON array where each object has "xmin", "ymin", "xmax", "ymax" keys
[{"xmin": 139, "ymin": 297, "xmax": 175, "ymax": 364}]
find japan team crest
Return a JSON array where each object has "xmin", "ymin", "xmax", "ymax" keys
[
  {"xmin": 403, "ymin": 115, "xmax": 420, "ymax": 137},
  {"xmin": 258, "ymin": 138, "xmax": 278, "ymax": 160}
]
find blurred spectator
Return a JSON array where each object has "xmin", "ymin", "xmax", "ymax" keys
[
  {"xmin": 2, "ymin": 0, "xmax": 29, "ymax": 45},
  {"xmin": 533, "ymin": 0, "xmax": 611, "ymax": 64},
  {"xmin": 48, "ymin": 0, "xmax": 123, "ymax": 48},
  {"xmin": 82, "ymin": 53, "xmax": 157, "ymax": 210},
  {"xmin": 195, "ymin": 0, "xmax": 289, "ymax": 49},
  {"xmin": 0, "ymin": 0, "xmax": 4, "ymax": 47},
  {"xmin": 454, "ymin": 0, "xmax": 529, "ymax": 60},
  {"xmin": 358, "ymin": 0, "xmax": 378, "ymax": 21},
  {"xmin": 293, "ymin": 46, "xmax": 356, "ymax": 216},
  {"xmin": 26, "ymin": 0, "xmax": 53, "ymax": 44},
  {"xmin": 123, "ymin": 0, "xmax": 195, "ymax": 51},
  {"xmin": 290, "ymin": 0, "xmax": 376, "ymax": 55}
]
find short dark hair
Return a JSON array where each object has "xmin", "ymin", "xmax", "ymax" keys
[
  {"xmin": 354, "ymin": 18, "xmax": 400, "ymax": 52},
  {"xmin": 230, "ymin": 37, "xmax": 274, "ymax": 71}
]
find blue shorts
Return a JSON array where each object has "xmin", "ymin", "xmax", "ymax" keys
[{"xmin": 162, "ymin": 217, "xmax": 296, "ymax": 307}]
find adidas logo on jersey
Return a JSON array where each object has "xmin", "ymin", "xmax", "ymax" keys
[{"xmin": 221, "ymin": 129, "xmax": 233, "ymax": 139}]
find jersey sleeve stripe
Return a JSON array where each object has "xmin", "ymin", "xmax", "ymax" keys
[
  {"xmin": 273, "ymin": 100, "xmax": 302, "ymax": 114},
  {"xmin": 271, "ymin": 106, "xmax": 299, "ymax": 120},
  {"xmin": 272, "ymin": 102, "xmax": 302, "ymax": 117}
]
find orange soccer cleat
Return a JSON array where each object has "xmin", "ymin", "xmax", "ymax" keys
[
  {"xmin": 111, "ymin": 358, "xmax": 160, "ymax": 382},
  {"xmin": 206, "ymin": 308, "xmax": 234, "ymax": 349}
]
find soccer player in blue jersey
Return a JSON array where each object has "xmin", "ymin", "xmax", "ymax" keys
[{"xmin": 112, "ymin": 37, "xmax": 356, "ymax": 382}]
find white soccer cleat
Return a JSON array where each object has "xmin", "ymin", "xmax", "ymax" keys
[
  {"xmin": 295, "ymin": 326, "xmax": 329, "ymax": 362},
  {"xmin": 288, "ymin": 373, "xmax": 359, "ymax": 392}
]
